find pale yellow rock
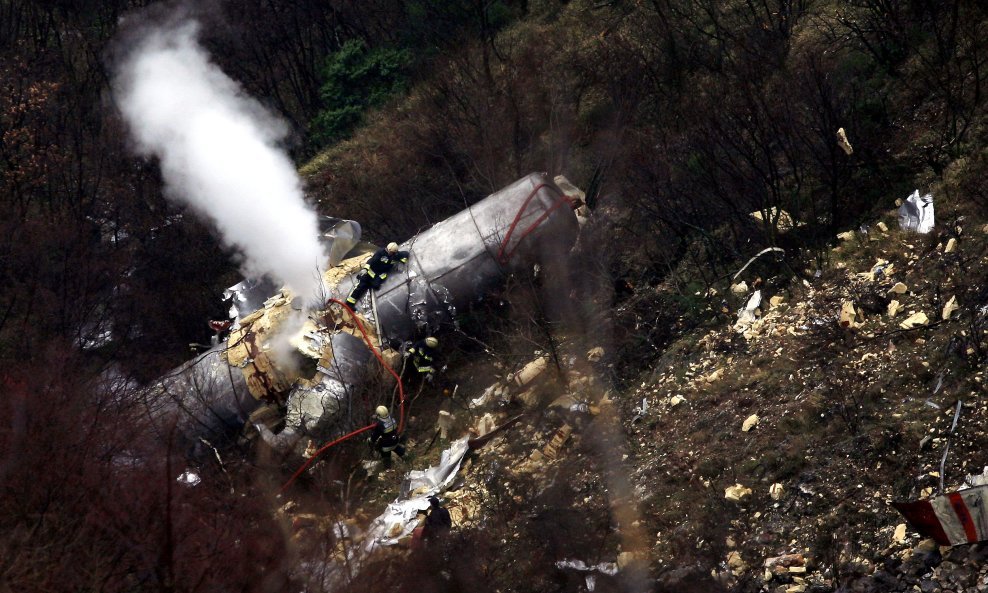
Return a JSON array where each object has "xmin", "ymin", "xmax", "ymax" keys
[
  {"xmin": 669, "ymin": 395, "xmax": 686, "ymax": 407},
  {"xmin": 769, "ymin": 483, "xmax": 785, "ymax": 500},
  {"xmin": 900, "ymin": 312, "xmax": 929, "ymax": 329},
  {"xmin": 890, "ymin": 282, "xmax": 908, "ymax": 295},
  {"xmin": 742, "ymin": 414, "xmax": 759, "ymax": 432},
  {"xmin": 586, "ymin": 346, "xmax": 605, "ymax": 362},
  {"xmin": 942, "ymin": 295, "xmax": 958, "ymax": 320},
  {"xmin": 893, "ymin": 523, "xmax": 907, "ymax": 543},
  {"xmin": 837, "ymin": 230, "xmax": 855, "ymax": 241},
  {"xmin": 725, "ymin": 484, "xmax": 752, "ymax": 502},
  {"xmin": 877, "ymin": 221, "xmax": 889, "ymax": 232},
  {"xmin": 836, "ymin": 127, "xmax": 853, "ymax": 156},
  {"xmin": 727, "ymin": 551, "xmax": 747, "ymax": 574},
  {"xmin": 945, "ymin": 237, "xmax": 957, "ymax": 253},
  {"xmin": 770, "ymin": 295, "xmax": 785, "ymax": 308},
  {"xmin": 706, "ymin": 368, "xmax": 723, "ymax": 383},
  {"xmin": 887, "ymin": 300, "xmax": 901, "ymax": 317},
  {"xmin": 916, "ymin": 538, "xmax": 938, "ymax": 552},
  {"xmin": 731, "ymin": 281, "xmax": 749, "ymax": 295},
  {"xmin": 839, "ymin": 300, "xmax": 859, "ymax": 328}
]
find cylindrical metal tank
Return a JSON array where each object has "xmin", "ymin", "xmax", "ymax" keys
[
  {"xmin": 154, "ymin": 173, "xmax": 580, "ymax": 452},
  {"xmin": 337, "ymin": 172, "xmax": 579, "ymax": 342},
  {"xmin": 145, "ymin": 345, "xmax": 260, "ymax": 447}
]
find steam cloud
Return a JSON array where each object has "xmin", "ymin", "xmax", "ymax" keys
[{"xmin": 113, "ymin": 21, "xmax": 327, "ymax": 302}]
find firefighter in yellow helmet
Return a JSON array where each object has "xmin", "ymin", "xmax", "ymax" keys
[
  {"xmin": 405, "ymin": 336, "xmax": 440, "ymax": 382},
  {"xmin": 370, "ymin": 405, "xmax": 404, "ymax": 466},
  {"xmin": 345, "ymin": 242, "xmax": 409, "ymax": 307}
]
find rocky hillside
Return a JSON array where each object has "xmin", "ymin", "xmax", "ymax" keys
[{"xmin": 277, "ymin": 177, "xmax": 988, "ymax": 593}]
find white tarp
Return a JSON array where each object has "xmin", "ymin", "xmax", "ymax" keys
[{"xmin": 897, "ymin": 190, "xmax": 934, "ymax": 233}]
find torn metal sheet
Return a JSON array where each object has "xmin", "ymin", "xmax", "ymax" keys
[
  {"xmin": 555, "ymin": 559, "xmax": 619, "ymax": 576},
  {"xmin": 893, "ymin": 484, "xmax": 988, "ymax": 546},
  {"xmin": 734, "ymin": 290, "xmax": 762, "ymax": 330},
  {"xmin": 898, "ymin": 190, "xmax": 935, "ymax": 234},
  {"xmin": 304, "ymin": 437, "xmax": 471, "ymax": 590}
]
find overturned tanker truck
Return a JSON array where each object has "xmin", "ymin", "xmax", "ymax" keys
[{"xmin": 146, "ymin": 173, "xmax": 587, "ymax": 457}]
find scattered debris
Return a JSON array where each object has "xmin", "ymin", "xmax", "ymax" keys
[
  {"xmin": 474, "ymin": 413, "xmax": 497, "ymax": 437},
  {"xmin": 894, "ymin": 483, "xmax": 988, "ymax": 546},
  {"xmin": 436, "ymin": 410, "xmax": 455, "ymax": 439},
  {"xmin": 733, "ymin": 247, "xmax": 786, "ymax": 281},
  {"xmin": 632, "ymin": 398, "xmax": 648, "ymax": 422},
  {"xmin": 734, "ymin": 290, "xmax": 762, "ymax": 329},
  {"xmin": 837, "ymin": 127, "xmax": 853, "ymax": 155},
  {"xmin": 769, "ymin": 483, "xmax": 785, "ymax": 500},
  {"xmin": 897, "ymin": 190, "xmax": 935, "ymax": 233},
  {"xmin": 542, "ymin": 424, "xmax": 573, "ymax": 460},
  {"xmin": 554, "ymin": 558, "xmax": 619, "ymax": 576},
  {"xmin": 586, "ymin": 346, "xmax": 605, "ymax": 362},
  {"xmin": 177, "ymin": 470, "xmax": 201, "ymax": 486}
]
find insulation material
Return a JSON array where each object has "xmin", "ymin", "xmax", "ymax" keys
[
  {"xmin": 894, "ymin": 485, "xmax": 988, "ymax": 546},
  {"xmin": 224, "ymin": 296, "xmax": 302, "ymax": 401},
  {"xmin": 511, "ymin": 355, "xmax": 550, "ymax": 387}
]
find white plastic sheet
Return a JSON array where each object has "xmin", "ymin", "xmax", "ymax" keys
[{"xmin": 897, "ymin": 190, "xmax": 934, "ymax": 233}]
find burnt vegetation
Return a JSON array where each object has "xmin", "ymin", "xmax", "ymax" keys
[{"xmin": 3, "ymin": 1, "xmax": 988, "ymax": 591}]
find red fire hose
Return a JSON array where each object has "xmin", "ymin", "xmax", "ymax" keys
[
  {"xmin": 496, "ymin": 183, "xmax": 573, "ymax": 264},
  {"xmin": 279, "ymin": 298, "xmax": 407, "ymax": 493}
]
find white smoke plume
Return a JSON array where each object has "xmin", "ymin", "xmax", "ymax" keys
[{"xmin": 113, "ymin": 20, "xmax": 327, "ymax": 303}]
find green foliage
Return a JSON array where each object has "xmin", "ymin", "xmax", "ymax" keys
[{"xmin": 310, "ymin": 40, "xmax": 412, "ymax": 145}]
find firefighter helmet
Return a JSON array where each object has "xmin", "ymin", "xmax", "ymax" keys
[
  {"xmin": 375, "ymin": 405, "xmax": 389, "ymax": 417},
  {"xmin": 386, "ymin": 242, "xmax": 399, "ymax": 253},
  {"xmin": 425, "ymin": 336, "xmax": 439, "ymax": 348}
]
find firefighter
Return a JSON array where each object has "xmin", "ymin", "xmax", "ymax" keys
[
  {"xmin": 345, "ymin": 242, "xmax": 410, "ymax": 307},
  {"xmin": 370, "ymin": 405, "xmax": 405, "ymax": 466},
  {"xmin": 421, "ymin": 495, "xmax": 452, "ymax": 543},
  {"xmin": 405, "ymin": 336, "xmax": 440, "ymax": 381}
]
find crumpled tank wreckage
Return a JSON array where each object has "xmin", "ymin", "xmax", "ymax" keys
[{"xmin": 148, "ymin": 173, "xmax": 587, "ymax": 456}]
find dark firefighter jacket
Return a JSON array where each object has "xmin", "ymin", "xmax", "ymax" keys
[
  {"xmin": 371, "ymin": 414, "xmax": 400, "ymax": 451},
  {"xmin": 407, "ymin": 340, "xmax": 438, "ymax": 374},
  {"xmin": 362, "ymin": 248, "xmax": 410, "ymax": 280}
]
